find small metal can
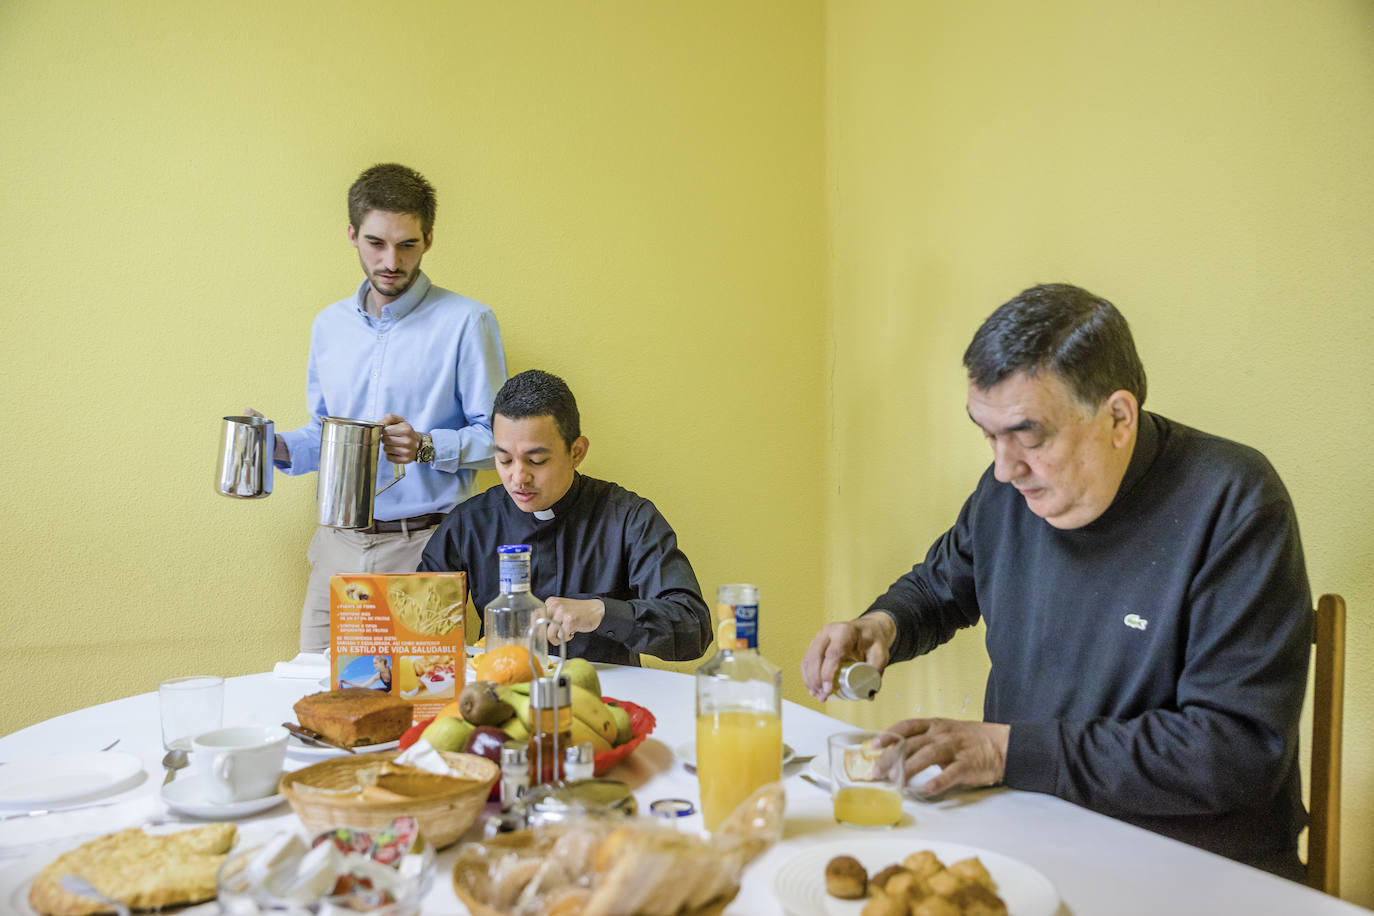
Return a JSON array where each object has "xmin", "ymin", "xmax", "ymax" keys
[{"xmin": 833, "ymin": 661, "xmax": 882, "ymax": 700}]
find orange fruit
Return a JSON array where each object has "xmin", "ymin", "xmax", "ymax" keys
[
  {"xmin": 473, "ymin": 645, "xmax": 543, "ymax": 685},
  {"xmin": 435, "ymin": 700, "xmax": 464, "ymax": 720}
]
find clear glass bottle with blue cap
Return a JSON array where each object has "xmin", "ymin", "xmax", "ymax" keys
[{"xmin": 483, "ymin": 544, "xmax": 546, "ymax": 651}]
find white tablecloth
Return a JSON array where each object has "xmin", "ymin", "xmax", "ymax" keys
[{"xmin": 0, "ymin": 667, "xmax": 1365, "ymax": 915}]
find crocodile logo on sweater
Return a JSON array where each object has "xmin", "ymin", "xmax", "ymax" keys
[{"xmin": 1123, "ymin": 613, "xmax": 1148, "ymax": 631}]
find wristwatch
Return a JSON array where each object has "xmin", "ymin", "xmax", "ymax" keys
[{"xmin": 416, "ymin": 433, "xmax": 435, "ymax": 464}]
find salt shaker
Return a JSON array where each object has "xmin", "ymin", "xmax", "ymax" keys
[
  {"xmin": 500, "ymin": 741, "xmax": 530, "ymax": 809},
  {"xmin": 563, "ymin": 742, "xmax": 595, "ymax": 782}
]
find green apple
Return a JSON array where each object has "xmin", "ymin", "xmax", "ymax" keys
[
  {"xmin": 605, "ymin": 701, "xmax": 632, "ymax": 746},
  {"xmin": 561, "ymin": 657, "xmax": 601, "ymax": 698},
  {"xmin": 422, "ymin": 716, "xmax": 475, "ymax": 753}
]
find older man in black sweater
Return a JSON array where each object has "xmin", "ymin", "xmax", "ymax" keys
[{"xmin": 802, "ymin": 284, "xmax": 1311, "ymax": 880}]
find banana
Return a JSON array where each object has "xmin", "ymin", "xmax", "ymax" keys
[
  {"xmin": 500, "ymin": 681, "xmax": 616, "ymax": 746},
  {"xmin": 498, "ymin": 715, "xmax": 530, "ymax": 741},
  {"xmin": 569, "ymin": 684, "xmax": 618, "ymax": 745},
  {"xmin": 569, "ymin": 715, "xmax": 612, "ymax": 754},
  {"xmin": 500, "ymin": 687, "xmax": 532, "ymax": 730}
]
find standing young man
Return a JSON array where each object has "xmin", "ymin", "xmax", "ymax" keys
[{"xmin": 250, "ymin": 163, "xmax": 507, "ymax": 652}]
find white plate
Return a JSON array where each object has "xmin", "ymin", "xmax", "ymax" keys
[
  {"xmin": 161, "ymin": 774, "xmax": 287, "ymax": 819},
  {"xmin": 772, "ymin": 838, "xmax": 1058, "ymax": 916},
  {"xmin": 808, "ymin": 757, "xmax": 943, "ymax": 797},
  {"xmin": 285, "ymin": 737, "xmax": 399, "ymax": 759},
  {"xmin": 676, "ymin": 742, "xmax": 796, "ymax": 769},
  {"xmin": 0, "ymin": 822, "xmax": 271, "ymax": 916},
  {"xmin": 0, "ymin": 752, "xmax": 144, "ymax": 808}
]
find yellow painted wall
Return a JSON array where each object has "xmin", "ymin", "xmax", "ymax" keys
[
  {"xmin": 0, "ymin": 1, "xmax": 825, "ymax": 726},
  {"xmin": 4, "ymin": 0, "xmax": 1370, "ymax": 904},
  {"xmin": 824, "ymin": 0, "xmax": 1374, "ymax": 904}
]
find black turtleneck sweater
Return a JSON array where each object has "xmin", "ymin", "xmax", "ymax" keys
[
  {"xmin": 868, "ymin": 412, "xmax": 1312, "ymax": 880},
  {"xmin": 419, "ymin": 473, "xmax": 711, "ymax": 666}
]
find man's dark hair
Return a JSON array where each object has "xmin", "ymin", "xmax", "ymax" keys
[
  {"xmin": 348, "ymin": 163, "xmax": 437, "ymax": 236},
  {"xmin": 963, "ymin": 283, "xmax": 1148, "ymax": 408},
  {"xmin": 494, "ymin": 370, "xmax": 582, "ymax": 447}
]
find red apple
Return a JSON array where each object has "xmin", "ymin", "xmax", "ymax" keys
[{"xmin": 465, "ymin": 725, "xmax": 512, "ymax": 801}]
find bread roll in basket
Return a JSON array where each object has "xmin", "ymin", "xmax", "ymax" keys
[{"xmin": 451, "ymin": 782, "xmax": 784, "ymax": 916}]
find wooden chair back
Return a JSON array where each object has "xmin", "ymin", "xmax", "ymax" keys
[{"xmin": 1307, "ymin": 593, "xmax": 1345, "ymax": 895}]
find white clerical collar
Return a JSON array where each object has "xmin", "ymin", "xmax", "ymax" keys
[{"xmin": 534, "ymin": 508, "xmax": 556, "ymax": 521}]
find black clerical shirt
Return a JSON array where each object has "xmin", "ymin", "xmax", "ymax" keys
[{"xmin": 419, "ymin": 473, "xmax": 711, "ymax": 666}]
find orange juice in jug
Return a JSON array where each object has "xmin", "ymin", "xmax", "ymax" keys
[{"xmin": 695, "ymin": 584, "xmax": 783, "ymax": 831}]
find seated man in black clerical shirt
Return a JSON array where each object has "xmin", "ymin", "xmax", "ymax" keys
[
  {"xmin": 801, "ymin": 283, "xmax": 1312, "ymax": 881},
  {"xmin": 420, "ymin": 369, "xmax": 711, "ymax": 666}
]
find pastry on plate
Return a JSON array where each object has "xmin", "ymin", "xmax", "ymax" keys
[{"xmin": 28, "ymin": 823, "xmax": 236, "ymax": 916}]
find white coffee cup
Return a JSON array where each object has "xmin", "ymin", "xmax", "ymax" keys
[{"xmin": 192, "ymin": 725, "xmax": 288, "ymax": 803}]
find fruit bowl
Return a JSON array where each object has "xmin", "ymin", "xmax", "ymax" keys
[{"xmin": 398, "ymin": 697, "xmax": 655, "ymax": 777}]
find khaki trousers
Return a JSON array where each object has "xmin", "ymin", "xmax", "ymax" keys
[{"xmin": 299, "ymin": 525, "xmax": 437, "ymax": 653}]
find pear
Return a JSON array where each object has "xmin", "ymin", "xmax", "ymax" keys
[
  {"xmin": 561, "ymin": 657, "xmax": 601, "ymax": 698},
  {"xmin": 421, "ymin": 716, "xmax": 475, "ymax": 753},
  {"xmin": 605, "ymin": 701, "xmax": 633, "ymax": 746}
]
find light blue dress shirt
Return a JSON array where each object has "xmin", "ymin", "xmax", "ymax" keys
[{"xmin": 276, "ymin": 272, "xmax": 506, "ymax": 519}]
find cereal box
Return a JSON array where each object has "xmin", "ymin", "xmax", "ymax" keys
[{"xmin": 329, "ymin": 572, "xmax": 466, "ymax": 724}]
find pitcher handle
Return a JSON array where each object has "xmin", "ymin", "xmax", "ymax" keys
[{"xmin": 375, "ymin": 459, "xmax": 406, "ymax": 495}]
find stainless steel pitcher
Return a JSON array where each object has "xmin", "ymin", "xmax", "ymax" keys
[
  {"xmin": 217, "ymin": 415, "xmax": 274, "ymax": 499},
  {"xmin": 317, "ymin": 416, "xmax": 405, "ymax": 528}
]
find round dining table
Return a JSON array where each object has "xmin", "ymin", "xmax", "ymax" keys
[{"xmin": 0, "ymin": 664, "xmax": 1363, "ymax": 915}]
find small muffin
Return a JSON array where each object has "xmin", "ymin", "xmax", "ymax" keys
[
  {"xmin": 883, "ymin": 870, "xmax": 927, "ymax": 902},
  {"xmin": 871, "ymin": 864, "xmax": 910, "ymax": 893},
  {"xmin": 861, "ymin": 890, "xmax": 910, "ymax": 916},
  {"xmin": 946, "ymin": 882, "xmax": 1009, "ymax": 916},
  {"xmin": 912, "ymin": 895, "xmax": 961, "ymax": 916},
  {"xmin": 948, "ymin": 856, "xmax": 995, "ymax": 891},
  {"xmin": 825, "ymin": 855, "xmax": 868, "ymax": 899},
  {"xmin": 902, "ymin": 850, "xmax": 945, "ymax": 881}
]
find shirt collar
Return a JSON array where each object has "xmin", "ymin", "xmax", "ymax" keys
[
  {"xmin": 354, "ymin": 271, "xmax": 432, "ymax": 321},
  {"xmin": 536, "ymin": 472, "xmax": 585, "ymax": 522}
]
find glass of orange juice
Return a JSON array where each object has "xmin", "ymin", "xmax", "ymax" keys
[{"xmin": 827, "ymin": 730, "xmax": 906, "ymax": 828}]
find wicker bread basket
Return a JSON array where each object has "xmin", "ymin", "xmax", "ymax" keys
[
  {"xmin": 452, "ymin": 829, "xmax": 737, "ymax": 916},
  {"xmin": 279, "ymin": 750, "xmax": 498, "ymax": 848}
]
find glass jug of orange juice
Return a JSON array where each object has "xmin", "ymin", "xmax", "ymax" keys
[{"xmin": 695, "ymin": 584, "xmax": 783, "ymax": 832}]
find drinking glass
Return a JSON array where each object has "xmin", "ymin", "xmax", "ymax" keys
[
  {"xmin": 828, "ymin": 729, "xmax": 906, "ymax": 828},
  {"xmin": 159, "ymin": 675, "xmax": 224, "ymax": 751}
]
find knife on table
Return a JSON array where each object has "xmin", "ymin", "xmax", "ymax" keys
[{"xmin": 282, "ymin": 722, "xmax": 356, "ymax": 754}]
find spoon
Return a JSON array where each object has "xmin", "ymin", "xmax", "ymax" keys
[
  {"xmin": 60, "ymin": 875, "xmax": 131, "ymax": 916},
  {"xmin": 161, "ymin": 748, "xmax": 188, "ymax": 785}
]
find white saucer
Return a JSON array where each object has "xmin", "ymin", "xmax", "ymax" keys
[
  {"xmin": 286, "ymin": 736, "xmax": 399, "ymax": 759},
  {"xmin": 161, "ymin": 774, "xmax": 286, "ymax": 819},
  {"xmin": 0, "ymin": 751, "xmax": 144, "ymax": 808},
  {"xmin": 676, "ymin": 742, "xmax": 796, "ymax": 770},
  {"xmin": 808, "ymin": 755, "xmax": 943, "ymax": 796}
]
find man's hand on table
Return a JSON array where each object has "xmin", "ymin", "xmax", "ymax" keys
[
  {"xmin": 888, "ymin": 718, "xmax": 1009, "ymax": 795},
  {"xmin": 545, "ymin": 597, "xmax": 605, "ymax": 646},
  {"xmin": 801, "ymin": 612, "xmax": 897, "ymax": 701}
]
